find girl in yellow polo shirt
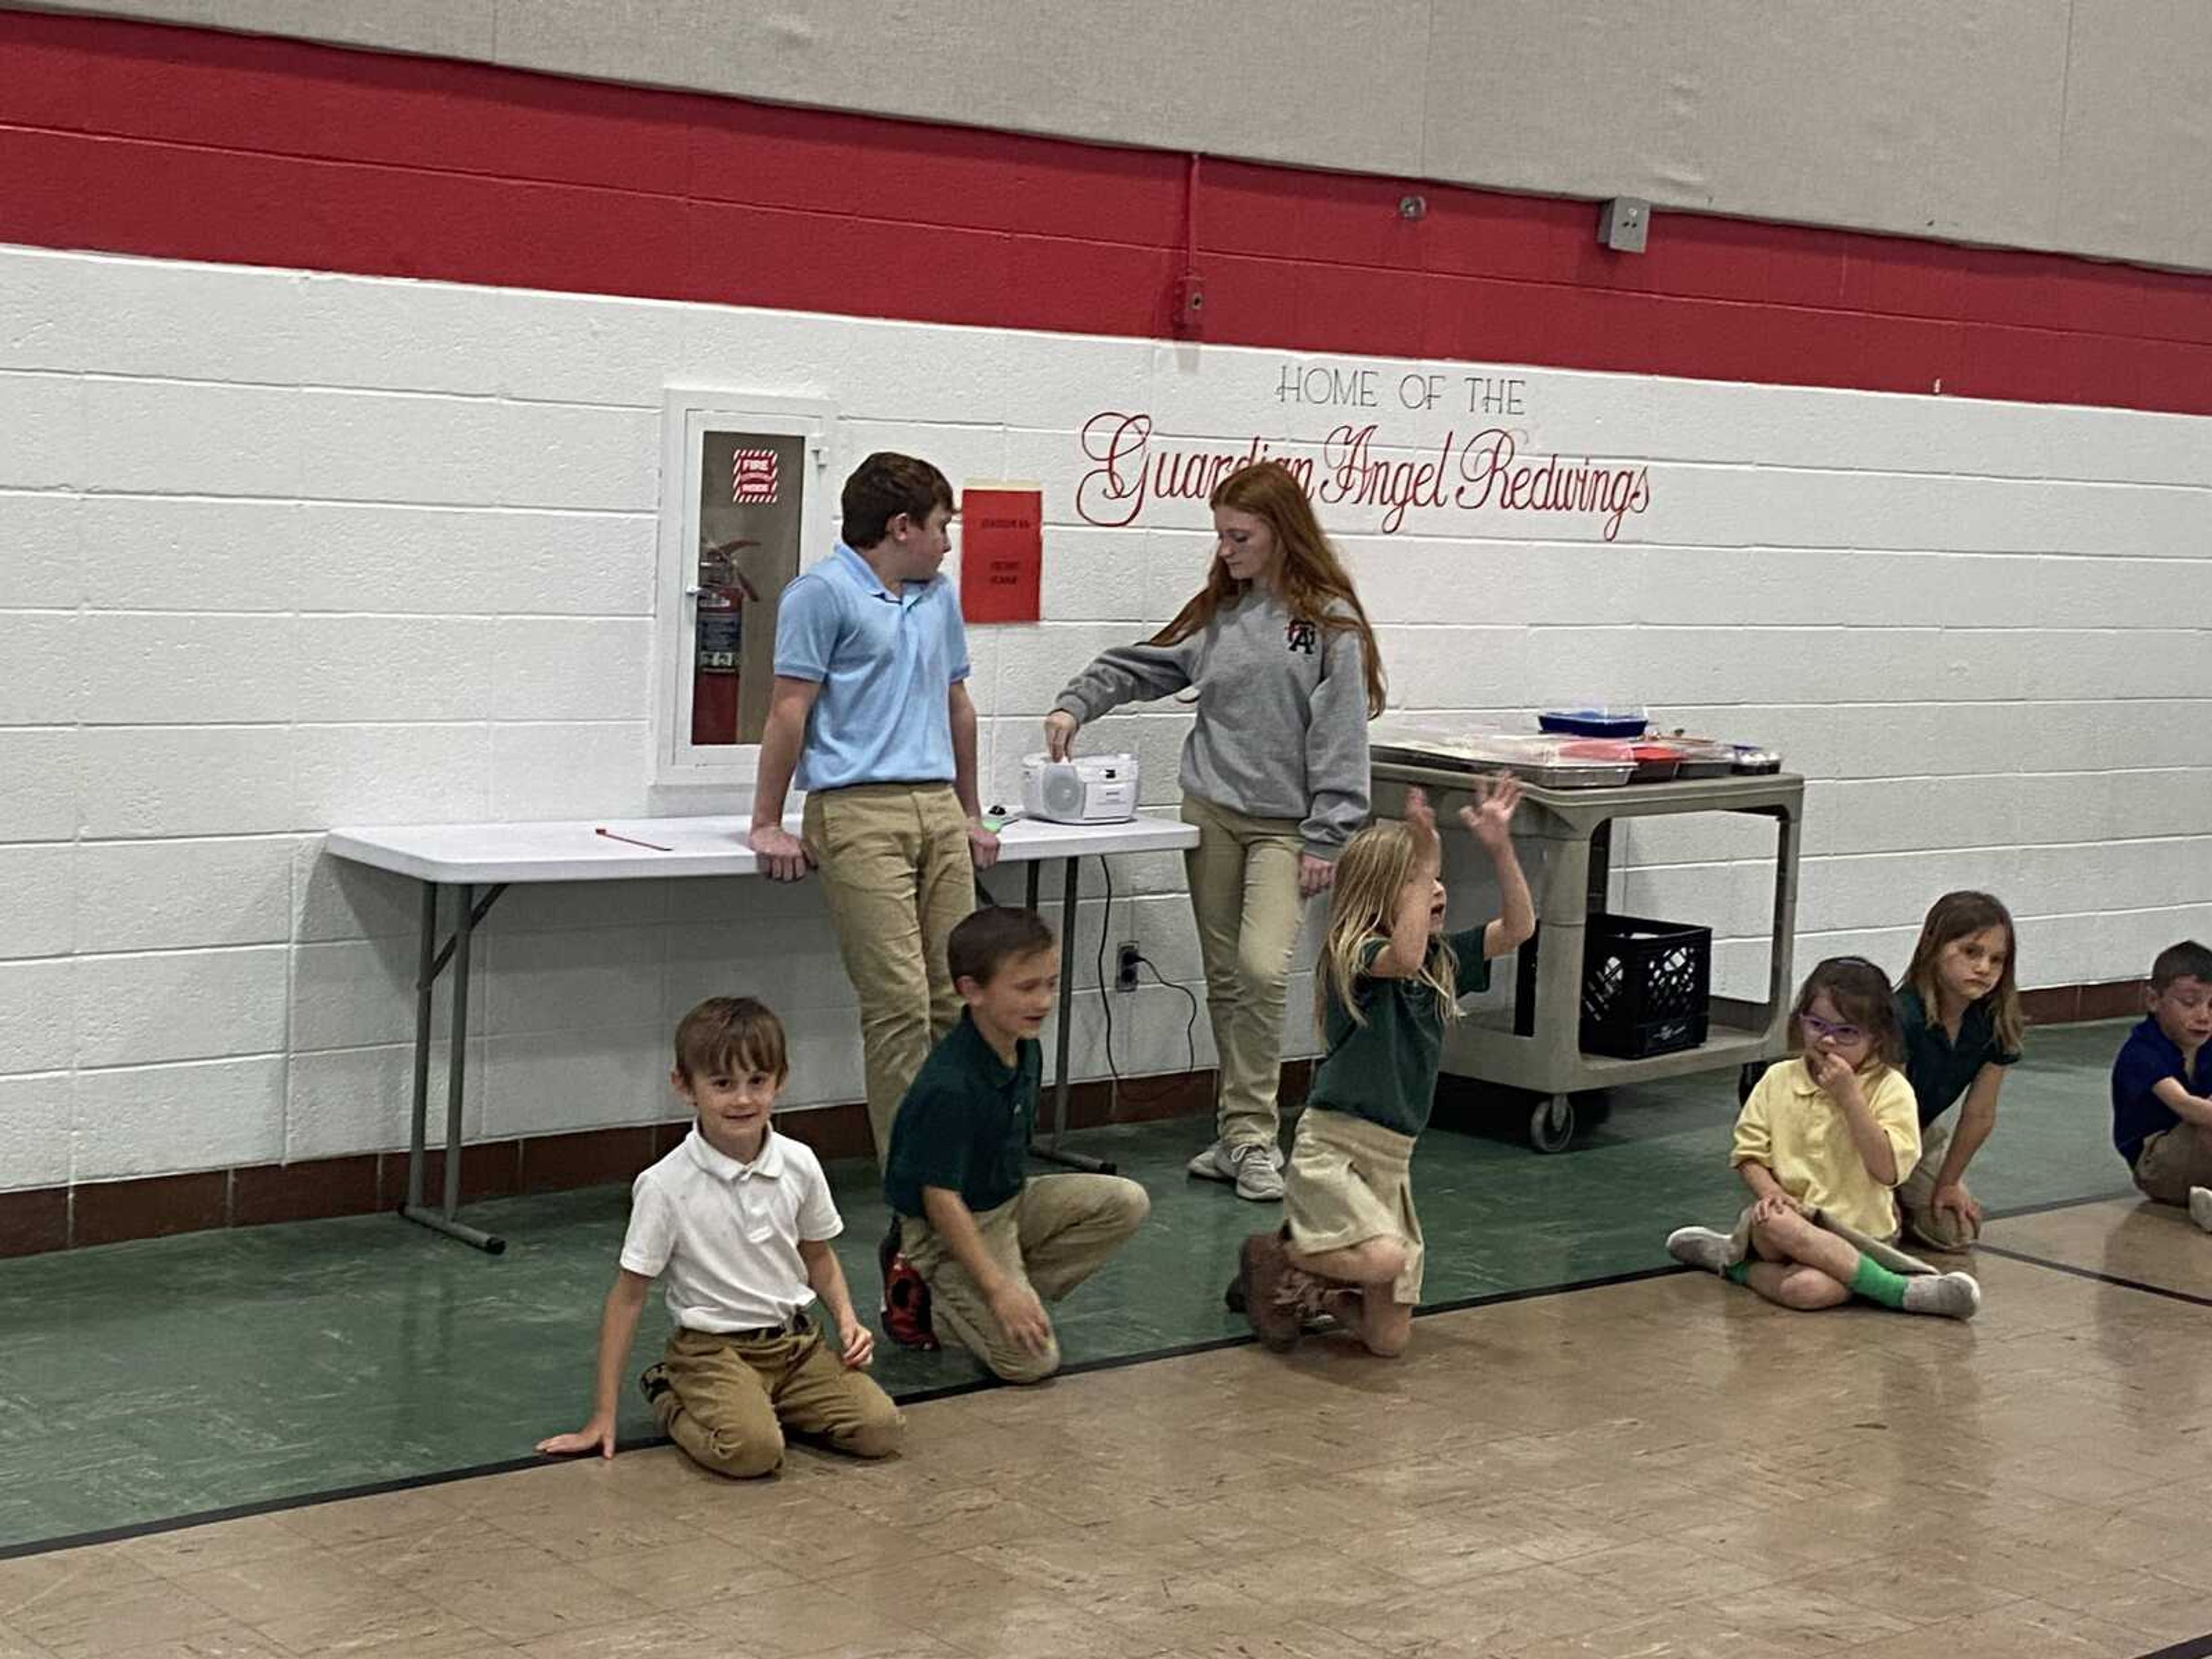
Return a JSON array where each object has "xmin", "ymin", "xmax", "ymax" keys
[{"xmin": 1668, "ymin": 957, "xmax": 1982, "ymax": 1319}]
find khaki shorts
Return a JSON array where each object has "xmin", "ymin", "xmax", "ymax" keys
[
  {"xmin": 1285, "ymin": 1108, "xmax": 1424, "ymax": 1304},
  {"xmin": 1896, "ymin": 1119, "xmax": 1979, "ymax": 1252}
]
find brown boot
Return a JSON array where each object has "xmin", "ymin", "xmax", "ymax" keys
[{"xmin": 1241, "ymin": 1232, "xmax": 1305, "ymax": 1352}]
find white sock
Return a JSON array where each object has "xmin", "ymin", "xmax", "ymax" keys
[{"xmin": 1900, "ymin": 1271, "xmax": 1981, "ymax": 1319}]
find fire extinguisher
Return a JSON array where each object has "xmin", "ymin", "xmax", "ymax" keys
[{"xmin": 691, "ymin": 537, "xmax": 761, "ymax": 745}]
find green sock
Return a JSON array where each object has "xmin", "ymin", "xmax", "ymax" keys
[
  {"xmin": 1847, "ymin": 1253, "xmax": 1908, "ymax": 1309},
  {"xmin": 1722, "ymin": 1262, "xmax": 1752, "ymax": 1286}
]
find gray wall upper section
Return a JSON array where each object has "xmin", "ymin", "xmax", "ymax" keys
[{"xmin": 31, "ymin": 0, "xmax": 2212, "ymax": 274}]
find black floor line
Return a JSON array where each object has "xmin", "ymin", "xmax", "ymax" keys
[
  {"xmin": 1980, "ymin": 1187, "xmax": 2137, "ymax": 1222},
  {"xmin": 0, "ymin": 1185, "xmax": 2150, "ymax": 1563},
  {"xmin": 1975, "ymin": 1241, "xmax": 2212, "ymax": 1309},
  {"xmin": 2138, "ymin": 1633, "xmax": 2212, "ymax": 1659}
]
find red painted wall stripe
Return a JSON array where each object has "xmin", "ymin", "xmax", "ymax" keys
[{"xmin": 5, "ymin": 9, "xmax": 2212, "ymax": 415}]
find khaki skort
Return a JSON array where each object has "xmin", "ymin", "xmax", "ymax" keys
[
  {"xmin": 1285, "ymin": 1107, "xmax": 1424, "ymax": 1304},
  {"xmin": 1728, "ymin": 1202, "xmax": 1934, "ymax": 1277}
]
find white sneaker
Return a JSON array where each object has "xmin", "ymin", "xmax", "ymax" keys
[
  {"xmin": 1230, "ymin": 1143, "xmax": 1286, "ymax": 1202},
  {"xmin": 1185, "ymin": 1140, "xmax": 1237, "ymax": 1183},
  {"xmin": 1187, "ymin": 1139, "xmax": 1286, "ymax": 1181},
  {"xmin": 1902, "ymin": 1271, "xmax": 1982, "ymax": 1320},
  {"xmin": 2189, "ymin": 1187, "xmax": 2212, "ymax": 1234},
  {"xmin": 1665, "ymin": 1226, "xmax": 1741, "ymax": 1274}
]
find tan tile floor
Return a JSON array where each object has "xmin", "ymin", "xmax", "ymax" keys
[
  {"xmin": 2, "ymin": 1214, "xmax": 2207, "ymax": 1659},
  {"xmin": 1980, "ymin": 1196, "xmax": 2212, "ymax": 1301}
]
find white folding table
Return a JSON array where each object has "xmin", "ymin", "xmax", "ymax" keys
[{"xmin": 325, "ymin": 812, "xmax": 1199, "ymax": 1252}]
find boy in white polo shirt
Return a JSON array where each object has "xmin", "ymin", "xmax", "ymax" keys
[{"xmin": 537, "ymin": 997, "xmax": 903, "ymax": 1478}]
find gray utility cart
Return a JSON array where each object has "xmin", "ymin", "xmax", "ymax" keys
[{"xmin": 1369, "ymin": 764, "xmax": 1806, "ymax": 1151}]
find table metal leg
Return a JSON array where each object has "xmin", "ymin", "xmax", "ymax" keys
[
  {"xmin": 399, "ymin": 880, "xmax": 507, "ymax": 1253},
  {"xmin": 1764, "ymin": 802, "xmax": 1802, "ymax": 1048},
  {"xmin": 1530, "ymin": 831, "xmax": 1592, "ymax": 1102},
  {"xmin": 1030, "ymin": 855, "xmax": 1116, "ymax": 1175},
  {"xmin": 405, "ymin": 882, "xmax": 436, "ymax": 1211}
]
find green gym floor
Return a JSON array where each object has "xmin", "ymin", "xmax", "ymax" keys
[{"xmin": 0, "ymin": 1021, "xmax": 2137, "ymax": 1556}]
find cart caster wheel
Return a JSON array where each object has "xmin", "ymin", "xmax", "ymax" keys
[{"xmin": 1528, "ymin": 1095, "xmax": 1576, "ymax": 1154}]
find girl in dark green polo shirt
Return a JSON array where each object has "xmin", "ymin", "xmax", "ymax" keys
[
  {"xmin": 1890, "ymin": 891, "xmax": 2024, "ymax": 1251},
  {"xmin": 1238, "ymin": 781, "xmax": 1533, "ymax": 1356}
]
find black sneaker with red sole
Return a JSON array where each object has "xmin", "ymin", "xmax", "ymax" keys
[{"xmin": 878, "ymin": 1215, "xmax": 939, "ymax": 1350}]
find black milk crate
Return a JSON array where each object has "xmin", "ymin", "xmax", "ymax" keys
[{"xmin": 1512, "ymin": 912, "xmax": 1713, "ymax": 1059}]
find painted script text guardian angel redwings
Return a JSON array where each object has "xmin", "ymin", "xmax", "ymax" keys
[{"xmin": 1076, "ymin": 412, "xmax": 1652, "ymax": 540}]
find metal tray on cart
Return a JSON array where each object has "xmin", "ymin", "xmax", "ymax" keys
[
  {"xmin": 1657, "ymin": 736, "xmax": 1738, "ymax": 778},
  {"xmin": 1371, "ymin": 728, "xmax": 1635, "ymax": 789}
]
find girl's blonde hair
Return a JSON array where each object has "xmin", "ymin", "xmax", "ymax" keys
[
  {"xmin": 1150, "ymin": 461, "xmax": 1388, "ymax": 718},
  {"xmin": 1900, "ymin": 889, "xmax": 2024, "ymax": 1053},
  {"xmin": 1316, "ymin": 819, "xmax": 1457, "ymax": 1029}
]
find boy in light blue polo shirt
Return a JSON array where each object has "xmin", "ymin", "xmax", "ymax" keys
[{"xmin": 749, "ymin": 453, "xmax": 1000, "ymax": 1179}]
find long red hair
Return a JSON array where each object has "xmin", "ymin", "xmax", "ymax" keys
[{"xmin": 1150, "ymin": 461, "xmax": 1387, "ymax": 718}]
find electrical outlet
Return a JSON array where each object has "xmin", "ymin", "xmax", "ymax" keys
[{"xmin": 1116, "ymin": 943, "xmax": 1141, "ymax": 992}]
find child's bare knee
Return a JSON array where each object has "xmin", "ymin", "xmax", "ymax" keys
[
  {"xmin": 1361, "ymin": 1301, "xmax": 1414, "ymax": 1357},
  {"xmin": 1363, "ymin": 1326, "xmax": 1411, "ymax": 1358},
  {"xmin": 1749, "ymin": 1213, "xmax": 1808, "ymax": 1256},
  {"xmin": 1777, "ymin": 1269, "xmax": 1848, "ymax": 1311},
  {"xmin": 1352, "ymin": 1237, "xmax": 1408, "ymax": 1285}
]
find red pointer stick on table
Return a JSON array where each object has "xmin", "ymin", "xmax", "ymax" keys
[{"xmin": 594, "ymin": 827, "xmax": 672, "ymax": 852}]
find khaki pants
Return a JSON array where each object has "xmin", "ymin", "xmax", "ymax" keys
[
  {"xmin": 653, "ymin": 1323, "xmax": 903, "ymax": 1479},
  {"xmin": 902, "ymin": 1174, "xmax": 1150, "ymax": 1384},
  {"xmin": 803, "ymin": 782, "xmax": 975, "ymax": 1165},
  {"xmin": 1181, "ymin": 793, "xmax": 1307, "ymax": 1155},
  {"xmin": 2134, "ymin": 1122, "xmax": 2212, "ymax": 1205},
  {"xmin": 1897, "ymin": 1119, "xmax": 1978, "ymax": 1252}
]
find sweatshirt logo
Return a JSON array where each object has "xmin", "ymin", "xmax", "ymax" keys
[{"xmin": 1285, "ymin": 619, "xmax": 1318, "ymax": 656}]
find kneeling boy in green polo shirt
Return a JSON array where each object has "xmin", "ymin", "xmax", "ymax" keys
[{"xmin": 881, "ymin": 908, "xmax": 1150, "ymax": 1382}]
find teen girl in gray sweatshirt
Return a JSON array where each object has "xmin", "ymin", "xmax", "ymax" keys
[{"xmin": 1047, "ymin": 461, "xmax": 1385, "ymax": 1200}]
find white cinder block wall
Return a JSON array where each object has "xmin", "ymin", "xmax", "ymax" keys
[{"xmin": 2, "ymin": 245, "xmax": 2209, "ymax": 1191}]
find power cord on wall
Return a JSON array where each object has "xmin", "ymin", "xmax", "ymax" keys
[
  {"xmin": 1091, "ymin": 855, "xmax": 1200, "ymax": 1105},
  {"xmin": 978, "ymin": 857, "xmax": 1202, "ymax": 1103}
]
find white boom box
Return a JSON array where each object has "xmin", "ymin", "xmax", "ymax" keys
[{"xmin": 1021, "ymin": 752, "xmax": 1139, "ymax": 824}]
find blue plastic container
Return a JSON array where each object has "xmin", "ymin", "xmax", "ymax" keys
[{"xmin": 1537, "ymin": 709, "xmax": 1649, "ymax": 738}]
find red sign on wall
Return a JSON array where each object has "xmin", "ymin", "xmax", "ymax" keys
[{"xmin": 960, "ymin": 486, "xmax": 1043, "ymax": 623}]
